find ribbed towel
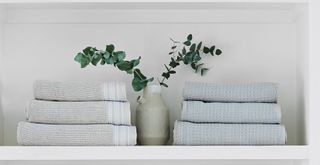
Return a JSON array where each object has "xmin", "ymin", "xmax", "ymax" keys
[
  {"xmin": 183, "ymin": 82, "xmax": 278, "ymax": 103},
  {"xmin": 173, "ymin": 121, "xmax": 286, "ymax": 145},
  {"xmin": 34, "ymin": 80, "xmax": 127, "ymax": 101},
  {"xmin": 17, "ymin": 122, "xmax": 137, "ymax": 146},
  {"xmin": 181, "ymin": 101, "xmax": 281, "ymax": 124},
  {"xmin": 26, "ymin": 100, "xmax": 131, "ymax": 125}
]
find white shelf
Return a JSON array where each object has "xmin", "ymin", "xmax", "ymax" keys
[
  {"xmin": 0, "ymin": 0, "xmax": 309, "ymax": 4},
  {"xmin": 0, "ymin": 146, "xmax": 308, "ymax": 160}
]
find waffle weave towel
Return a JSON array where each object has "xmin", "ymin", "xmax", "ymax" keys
[
  {"xmin": 183, "ymin": 82, "xmax": 278, "ymax": 103},
  {"xmin": 17, "ymin": 122, "xmax": 137, "ymax": 146},
  {"xmin": 173, "ymin": 121, "xmax": 286, "ymax": 145},
  {"xmin": 181, "ymin": 101, "xmax": 281, "ymax": 124},
  {"xmin": 26, "ymin": 100, "xmax": 131, "ymax": 125},
  {"xmin": 34, "ymin": 80, "xmax": 127, "ymax": 101}
]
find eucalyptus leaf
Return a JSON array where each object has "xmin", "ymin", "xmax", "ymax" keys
[
  {"xmin": 114, "ymin": 51, "xmax": 126, "ymax": 61},
  {"xmin": 203, "ymin": 46, "xmax": 210, "ymax": 54},
  {"xmin": 106, "ymin": 44, "xmax": 115, "ymax": 53},
  {"xmin": 183, "ymin": 41, "xmax": 191, "ymax": 46},
  {"xmin": 215, "ymin": 49, "xmax": 222, "ymax": 55},
  {"xmin": 187, "ymin": 34, "xmax": 192, "ymax": 41},
  {"xmin": 190, "ymin": 43, "xmax": 196, "ymax": 52}
]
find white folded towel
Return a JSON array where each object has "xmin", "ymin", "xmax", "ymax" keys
[
  {"xmin": 26, "ymin": 100, "xmax": 131, "ymax": 125},
  {"xmin": 173, "ymin": 121, "xmax": 286, "ymax": 145},
  {"xmin": 17, "ymin": 122, "xmax": 137, "ymax": 146},
  {"xmin": 181, "ymin": 101, "xmax": 281, "ymax": 124},
  {"xmin": 34, "ymin": 80, "xmax": 127, "ymax": 101},
  {"xmin": 183, "ymin": 82, "xmax": 279, "ymax": 103}
]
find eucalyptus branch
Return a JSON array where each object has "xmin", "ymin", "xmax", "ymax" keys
[
  {"xmin": 159, "ymin": 34, "xmax": 222, "ymax": 88},
  {"xmin": 74, "ymin": 44, "xmax": 153, "ymax": 92}
]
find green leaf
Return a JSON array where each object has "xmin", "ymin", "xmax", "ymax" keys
[
  {"xmin": 191, "ymin": 62, "xmax": 196, "ymax": 70},
  {"xmin": 190, "ymin": 43, "xmax": 196, "ymax": 52},
  {"xmin": 203, "ymin": 46, "xmax": 210, "ymax": 54},
  {"xmin": 103, "ymin": 51, "xmax": 110, "ymax": 59},
  {"xmin": 82, "ymin": 47, "xmax": 97, "ymax": 56},
  {"xmin": 74, "ymin": 53, "xmax": 84, "ymax": 63},
  {"xmin": 169, "ymin": 70, "xmax": 176, "ymax": 74},
  {"xmin": 74, "ymin": 53, "xmax": 91, "ymax": 68},
  {"xmin": 210, "ymin": 46, "xmax": 216, "ymax": 55},
  {"xmin": 171, "ymin": 46, "xmax": 177, "ymax": 49},
  {"xmin": 187, "ymin": 34, "xmax": 193, "ymax": 41},
  {"xmin": 162, "ymin": 72, "xmax": 170, "ymax": 79},
  {"xmin": 169, "ymin": 58, "xmax": 180, "ymax": 68},
  {"xmin": 134, "ymin": 69, "xmax": 147, "ymax": 80},
  {"xmin": 201, "ymin": 68, "xmax": 209, "ymax": 76},
  {"xmin": 160, "ymin": 82, "xmax": 168, "ymax": 88},
  {"xmin": 100, "ymin": 59, "xmax": 105, "ymax": 65},
  {"xmin": 193, "ymin": 54, "xmax": 201, "ymax": 62},
  {"xmin": 105, "ymin": 57, "xmax": 115, "ymax": 64},
  {"xmin": 117, "ymin": 61, "xmax": 133, "ymax": 71},
  {"xmin": 182, "ymin": 47, "xmax": 187, "ymax": 54},
  {"xmin": 183, "ymin": 41, "xmax": 191, "ymax": 46},
  {"xmin": 195, "ymin": 63, "xmax": 204, "ymax": 73},
  {"xmin": 132, "ymin": 77, "xmax": 147, "ymax": 91},
  {"xmin": 130, "ymin": 56, "xmax": 141, "ymax": 67},
  {"xmin": 215, "ymin": 49, "xmax": 222, "ymax": 55},
  {"xmin": 106, "ymin": 44, "xmax": 115, "ymax": 53},
  {"xmin": 197, "ymin": 42, "xmax": 202, "ymax": 51},
  {"xmin": 114, "ymin": 51, "xmax": 126, "ymax": 61},
  {"xmin": 91, "ymin": 53, "xmax": 102, "ymax": 66},
  {"xmin": 169, "ymin": 52, "xmax": 174, "ymax": 55}
]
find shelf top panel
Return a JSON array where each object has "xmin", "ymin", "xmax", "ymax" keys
[
  {"xmin": 0, "ymin": 146, "xmax": 309, "ymax": 160},
  {"xmin": 0, "ymin": 0, "xmax": 309, "ymax": 4}
]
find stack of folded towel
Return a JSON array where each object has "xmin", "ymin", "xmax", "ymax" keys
[
  {"xmin": 173, "ymin": 82, "xmax": 287, "ymax": 145},
  {"xmin": 17, "ymin": 80, "xmax": 137, "ymax": 146}
]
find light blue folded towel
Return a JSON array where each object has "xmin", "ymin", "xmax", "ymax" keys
[
  {"xmin": 183, "ymin": 82, "xmax": 279, "ymax": 103},
  {"xmin": 181, "ymin": 101, "xmax": 281, "ymax": 124},
  {"xmin": 173, "ymin": 121, "xmax": 286, "ymax": 145}
]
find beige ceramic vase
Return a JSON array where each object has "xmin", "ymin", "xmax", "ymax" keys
[{"xmin": 136, "ymin": 85, "xmax": 170, "ymax": 145}]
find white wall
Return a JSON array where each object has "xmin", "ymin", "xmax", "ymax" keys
[
  {"xmin": 0, "ymin": 160, "xmax": 308, "ymax": 165},
  {"xmin": 0, "ymin": 7, "xmax": 304, "ymax": 145}
]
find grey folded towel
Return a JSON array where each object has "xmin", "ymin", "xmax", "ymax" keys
[
  {"xmin": 17, "ymin": 122, "xmax": 137, "ymax": 146},
  {"xmin": 183, "ymin": 82, "xmax": 278, "ymax": 103},
  {"xmin": 34, "ymin": 80, "xmax": 127, "ymax": 101},
  {"xmin": 181, "ymin": 101, "xmax": 281, "ymax": 124},
  {"xmin": 173, "ymin": 121, "xmax": 286, "ymax": 145},
  {"xmin": 26, "ymin": 100, "xmax": 131, "ymax": 125}
]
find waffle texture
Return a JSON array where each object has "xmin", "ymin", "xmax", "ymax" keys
[
  {"xmin": 173, "ymin": 121, "xmax": 286, "ymax": 145},
  {"xmin": 17, "ymin": 122, "xmax": 137, "ymax": 146},
  {"xmin": 183, "ymin": 82, "xmax": 278, "ymax": 103},
  {"xmin": 181, "ymin": 101, "xmax": 281, "ymax": 124},
  {"xmin": 26, "ymin": 100, "xmax": 131, "ymax": 125},
  {"xmin": 34, "ymin": 80, "xmax": 127, "ymax": 101}
]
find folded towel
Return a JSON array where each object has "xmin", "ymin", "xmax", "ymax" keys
[
  {"xmin": 183, "ymin": 82, "xmax": 278, "ymax": 103},
  {"xmin": 17, "ymin": 122, "xmax": 137, "ymax": 146},
  {"xmin": 26, "ymin": 100, "xmax": 131, "ymax": 125},
  {"xmin": 34, "ymin": 80, "xmax": 127, "ymax": 101},
  {"xmin": 173, "ymin": 121, "xmax": 286, "ymax": 145},
  {"xmin": 181, "ymin": 101, "xmax": 281, "ymax": 124}
]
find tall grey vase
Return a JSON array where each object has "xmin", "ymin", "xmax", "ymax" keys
[{"xmin": 136, "ymin": 85, "xmax": 170, "ymax": 145}]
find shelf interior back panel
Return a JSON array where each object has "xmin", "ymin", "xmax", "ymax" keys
[{"xmin": 0, "ymin": 3, "xmax": 309, "ymax": 146}]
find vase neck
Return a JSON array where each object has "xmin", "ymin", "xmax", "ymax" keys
[{"xmin": 143, "ymin": 85, "xmax": 162, "ymax": 97}]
